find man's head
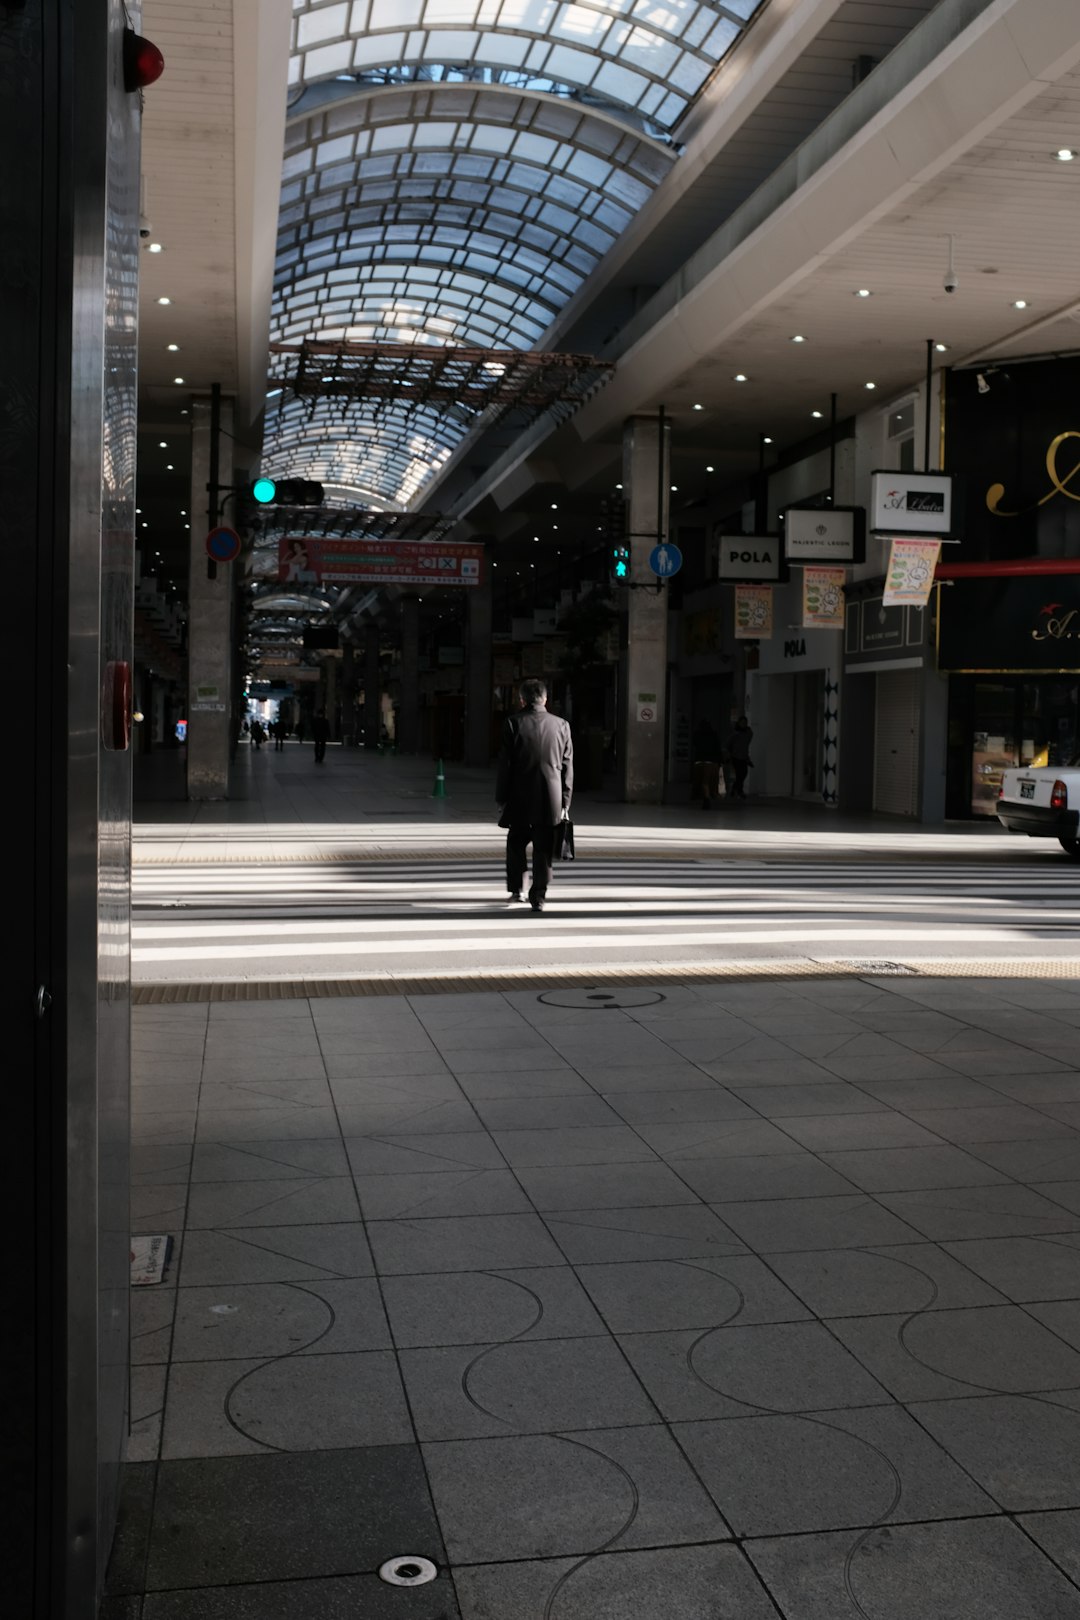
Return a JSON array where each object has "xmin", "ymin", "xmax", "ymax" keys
[{"xmin": 520, "ymin": 679, "xmax": 547, "ymax": 708}]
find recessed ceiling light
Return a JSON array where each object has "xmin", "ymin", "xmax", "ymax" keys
[
  {"xmin": 550, "ymin": 503, "xmax": 558, "ymax": 509},
  {"xmin": 764, "ymin": 436, "xmax": 774, "ymax": 444},
  {"xmin": 692, "ymin": 403, "xmax": 703, "ymax": 411},
  {"xmin": 159, "ymin": 440, "xmax": 167, "ymax": 448},
  {"xmin": 791, "ymin": 334, "xmax": 806, "ymax": 343},
  {"xmin": 141, "ymin": 521, "xmax": 148, "ymax": 529},
  {"xmin": 935, "ymin": 342, "xmax": 948, "ymax": 352},
  {"xmin": 157, "ymin": 296, "xmax": 170, "ymax": 305},
  {"xmin": 1056, "ymin": 148, "xmax": 1077, "ymax": 161},
  {"xmin": 615, "ymin": 483, "xmax": 622, "ymax": 490},
  {"xmin": 812, "ymin": 410, "xmax": 823, "ymax": 419},
  {"xmin": 705, "ymin": 464, "xmax": 714, "ymax": 472},
  {"xmin": 165, "ymin": 462, "xmax": 174, "ymax": 469},
  {"xmin": 148, "ymin": 242, "xmax": 163, "ymax": 254},
  {"xmin": 734, "ymin": 373, "xmax": 748, "ymax": 382},
  {"xmin": 174, "ymin": 377, "xmax": 184, "ymax": 384},
  {"xmin": 854, "ymin": 289, "xmax": 872, "ymax": 298},
  {"xmin": 1013, "ymin": 299, "xmax": 1029, "ymax": 309},
  {"xmin": 180, "ymin": 509, "xmax": 186, "ymax": 515},
  {"xmin": 135, "ymin": 508, "xmax": 141, "ymax": 514},
  {"xmin": 184, "ymin": 524, "xmax": 190, "ymax": 530},
  {"xmin": 167, "ymin": 343, "xmax": 179, "ymax": 352},
  {"xmin": 865, "ymin": 382, "xmax": 876, "ymax": 390}
]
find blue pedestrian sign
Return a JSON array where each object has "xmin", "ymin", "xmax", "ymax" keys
[{"xmin": 648, "ymin": 542, "xmax": 682, "ymax": 579}]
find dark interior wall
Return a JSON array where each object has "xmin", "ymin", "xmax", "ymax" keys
[{"xmin": 1, "ymin": 1, "xmax": 138, "ymax": 1613}]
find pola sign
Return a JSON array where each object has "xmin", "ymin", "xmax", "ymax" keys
[{"xmin": 717, "ymin": 534, "xmax": 784, "ymax": 582}]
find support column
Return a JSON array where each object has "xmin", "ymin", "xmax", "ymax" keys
[
  {"xmin": 621, "ymin": 415, "xmax": 670, "ymax": 802},
  {"xmin": 187, "ymin": 393, "xmax": 234, "ymax": 799},
  {"xmin": 464, "ymin": 566, "xmax": 493, "ymax": 767},
  {"xmin": 341, "ymin": 641, "xmax": 356, "ymax": 746},
  {"xmin": 364, "ymin": 624, "xmax": 381, "ymax": 750},
  {"xmin": 398, "ymin": 595, "xmax": 420, "ymax": 753},
  {"xmin": 325, "ymin": 655, "xmax": 339, "ymax": 740}
]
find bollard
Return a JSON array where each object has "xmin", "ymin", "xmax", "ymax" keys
[{"xmin": 432, "ymin": 758, "xmax": 447, "ymax": 798}]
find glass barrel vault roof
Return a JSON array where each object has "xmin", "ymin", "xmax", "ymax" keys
[{"xmin": 271, "ymin": 0, "xmax": 770, "ymax": 508}]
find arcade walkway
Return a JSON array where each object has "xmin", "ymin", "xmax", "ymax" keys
[{"xmin": 107, "ymin": 748, "xmax": 1080, "ymax": 1618}]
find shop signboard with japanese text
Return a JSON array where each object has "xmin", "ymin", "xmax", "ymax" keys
[
  {"xmin": 801, "ymin": 567, "xmax": 846, "ymax": 629},
  {"xmin": 279, "ymin": 537, "xmax": 484, "ymax": 587},
  {"xmin": 734, "ymin": 584, "xmax": 773, "ymax": 639},
  {"xmin": 883, "ymin": 539, "xmax": 941, "ymax": 608}
]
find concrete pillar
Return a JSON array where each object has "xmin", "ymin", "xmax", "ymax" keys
[
  {"xmin": 364, "ymin": 624, "xmax": 381, "ymax": 749},
  {"xmin": 325, "ymin": 655, "xmax": 339, "ymax": 740},
  {"xmin": 398, "ymin": 596, "xmax": 420, "ymax": 752},
  {"xmin": 341, "ymin": 642, "xmax": 356, "ymax": 745},
  {"xmin": 187, "ymin": 395, "xmax": 234, "ymax": 799},
  {"xmin": 621, "ymin": 415, "xmax": 670, "ymax": 802},
  {"xmin": 464, "ymin": 568, "xmax": 493, "ymax": 767}
]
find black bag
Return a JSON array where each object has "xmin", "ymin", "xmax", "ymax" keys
[{"xmin": 553, "ymin": 818, "xmax": 575, "ymax": 861}]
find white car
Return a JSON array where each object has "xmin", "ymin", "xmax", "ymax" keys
[{"xmin": 997, "ymin": 760, "xmax": 1080, "ymax": 857}]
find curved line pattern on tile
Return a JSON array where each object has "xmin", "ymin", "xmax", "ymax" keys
[
  {"xmin": 455, "ymin": 1273, "xmax": 643, "ymax": 1618},
  {"xmin": 459, "ymin": 1272, "xmax": 545, "ymax": 1423},
  {"xmin": 222, "ymin": 1282, "xmax": 338, "ymax": 1452},
  {"xmin": 541, "ymin": 1435, "xmax": 640, "ymax": 1620}
]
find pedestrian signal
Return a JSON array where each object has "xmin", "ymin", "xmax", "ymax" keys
[{"xmin": 611, "ymin": 545, "xmax": 631, "ymax": 582}]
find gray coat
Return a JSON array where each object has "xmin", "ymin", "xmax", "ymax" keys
[{"xmin": 496, "ymin": 704, "xmax": 573, "ymax": 828}]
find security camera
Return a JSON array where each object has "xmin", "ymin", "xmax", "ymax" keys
[
  {"xmin": 944, "ymin": 272, "xmax": 958, "ymax": 294},
  {"xmin": 139, "ymin": 214, "xmax": 152, "ymax": 240}
]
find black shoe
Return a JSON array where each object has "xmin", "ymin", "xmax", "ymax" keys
[
  {"xmin": 508, "ymin": 891, "xmax": 525, "ymax": 904},
  {"xmin": 530, "ymin": 897, "xmax": 545, "ymax": 912}
]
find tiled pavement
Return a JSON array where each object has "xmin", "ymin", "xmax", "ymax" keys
[{"xmin": 108, "ymin": 975, "xmax": 1080, "ymax": 1618}]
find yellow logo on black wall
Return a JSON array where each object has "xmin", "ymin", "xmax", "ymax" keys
[{"xmin": 987, "ymin": 430, "xmax": 1080, "ymax": 516}]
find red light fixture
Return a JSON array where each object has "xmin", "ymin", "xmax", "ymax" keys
[
  {"xmin": 1051, "ymin": 780, "xmax": 1068, "ymax": 811},
  {"xmin": 123, "ymin": 28, "xmax": 164, "ymax": 92}
]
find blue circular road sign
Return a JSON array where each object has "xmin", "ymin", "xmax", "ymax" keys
[
  {"xmin": 648, "ymin": 542, "xmax": 682, "ymax": 578},
  {"xmin": 206, "ymin": 525, "xmax": 241, "ymax": 563}
]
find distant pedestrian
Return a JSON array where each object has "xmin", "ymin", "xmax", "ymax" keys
[
  {"xmin": 692, "ymin": 719, "xmax": 722, "ymax": 810},
  {"xmin": 725, "ymin": 716, "xmax": 754, "ymax": 799},
  {"xmin": 496, "ymin": 679, "xmax": 573, "ymax": 913},
  {"xmin": 273, "ymin": 718, "xmax": 285, "ymax": 752},
  {"xmin": 312, "ymin": 709, "xmax": 330, "ymax": 765},
  {"xmin": 250, "ymin": 720, "xmax": 265, "ymax": 749}
]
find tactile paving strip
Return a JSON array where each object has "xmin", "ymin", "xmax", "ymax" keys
[{"xmin": 132, "ymin": 956, "xmax": 1080, "ymax": 1003}]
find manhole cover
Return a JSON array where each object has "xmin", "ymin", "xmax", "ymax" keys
[
  {"xmin": 832, "ymin": 960, "xmax": 916, "ymax": 976},
  {"xmin": 378, "ymin": 1556, "xmax": 438, "ymax": 1587},
  {"xmin": 538, "ymin": 987, "xmax": 666, "ymax": 1009}
]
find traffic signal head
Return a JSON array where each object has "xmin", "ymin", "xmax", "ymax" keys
[
  {"xmin": 611, "ymin": 544, "xmax": 630, "ymax": 581},
  {"xmin": 250, "ymin": 477, "xmax": 324, "ymax": 507}
]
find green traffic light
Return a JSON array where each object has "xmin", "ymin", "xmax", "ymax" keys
[
  {"xmin": 252, "ymin": 477, "xmax": 276, "ymax": 504},
  {"xmin": 615, "ymin": 560, "xmax": 628, "ymax": 578}
]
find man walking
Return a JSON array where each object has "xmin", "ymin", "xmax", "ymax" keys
[{"xmin": 496, "ymin": 679, "xmax": 573, "ymax": 913}]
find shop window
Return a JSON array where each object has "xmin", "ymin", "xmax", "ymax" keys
[{"xmin": 886, "ymin": 399, "xmax": 916, "ymax": 471}]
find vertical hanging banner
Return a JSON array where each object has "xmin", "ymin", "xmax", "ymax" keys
[
  {"xmin": 882, "ymin": 538, "xmax": 941, "ymax": 607},
  {"xmin": 802, "ymin": 567, "xmax": 846, "ymax": 629},
  {"xmin": 734, "ymin": 584, "xmax": 773, "ymax": 639}
]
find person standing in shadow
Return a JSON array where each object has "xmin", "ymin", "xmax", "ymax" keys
[
  {"xmin": 312, "ymin": 708, "xmax": 330, "ymax": 765},
  {"xmin": 725, "ymin": 715, "xmax": 754, "ymax": 799},
  {"xmin": 496, "ymin": 679, "xmax": 573, "ymax": 913}
]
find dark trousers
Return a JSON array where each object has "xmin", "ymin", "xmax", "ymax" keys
[
  {"xmin": 731, "ymin": 759, "xmax": 749, "ymax": 798},
  {"xmin": 506, "ymin": 823, "xmax": 555, "ymax": 900},
  {"xmin": 314, "ymin": 739, "xmax": 327, "ymax": 763}
]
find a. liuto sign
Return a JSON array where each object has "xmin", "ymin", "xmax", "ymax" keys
[{"xmin": 869, "ymin": 470, "xmax": 954, "ymax": 536}]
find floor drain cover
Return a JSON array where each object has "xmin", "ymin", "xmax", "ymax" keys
[
  {"xmin": 538, "ymin": 987, "xmax": 665, "ymax": 1009},
  {"xmin": 833, "ymin": 960, "xmax": 916, "ymax": 976},
  {"xmin": 378, "ymin": 1556, "xmax": 438, "ymax": 1587}
]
